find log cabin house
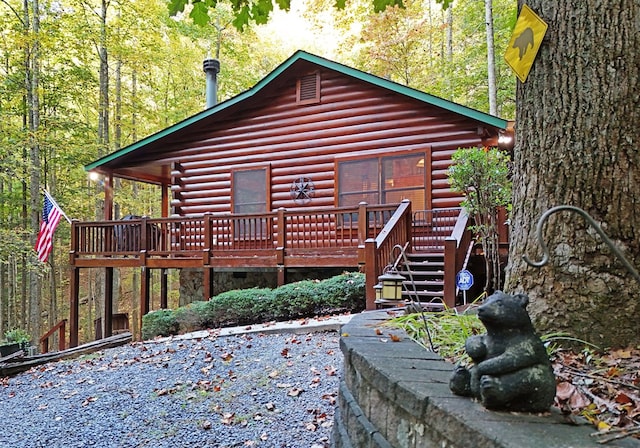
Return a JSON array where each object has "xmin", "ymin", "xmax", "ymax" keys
[{"xmin": 67, "ymin": 51, "xmax": 512, "ymax": 347}]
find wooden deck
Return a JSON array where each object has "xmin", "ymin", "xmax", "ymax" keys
[
  {"xmin": 70, "ymin": 203, "xmax": 398, "ymax": 270},
  {"xmin": 67, "ymin": 202, "xmax": 470, "ymax": 347}
]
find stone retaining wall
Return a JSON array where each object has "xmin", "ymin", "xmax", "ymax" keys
[{"xmin": 331, "ymin": 310, "xmax": 640, "ymax": 448}]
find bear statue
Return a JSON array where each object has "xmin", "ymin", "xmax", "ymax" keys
[{"xmin": 449, "ymin": 291, "xmax": 556, "ymax": 412}]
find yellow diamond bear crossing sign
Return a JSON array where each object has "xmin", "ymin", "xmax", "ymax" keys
[{"xmin": 505, "ymin": 4, "xmax": 548, "ymax": 83}]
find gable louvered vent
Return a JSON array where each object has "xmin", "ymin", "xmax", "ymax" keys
[{"xmin": 296, "ymin": 72, "xmax": 320, "ymax": 105}]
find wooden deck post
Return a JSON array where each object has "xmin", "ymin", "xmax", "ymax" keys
[
  {"xmin": 69, "ymin": 219, "xmax": 80, "ymax": 348},
  {"xmin": 276, "ymin": 208, "xmax": 286, "ymax": 285},
  {"xmin": 443, "ymin": 237, "xmax": 457, "ymax": 308},
  {"xmin": 364, "ymin": 238, "xmax": 378, "ymax": 310},
  {"xmin": 69, "ymin": 267, "xmax": 80, "ymax": 348},
  {"xmin": 277, "ymin": 266, "xmax": 286, "ymax": 287},
  {"xmin": 139, "ymin": 267, "xmax": 150, "ymax": 340},
  {"xmin": 357, "ymin": 202, "xmax": 368, "ymax": 264},
  {"xmin": 160, "ymin": 268, "xmax": 168, "ymax": 308},
  {"xmin": 104, "ymin": 267, "xmax": 113, "ymax": 339},
  {"xmin": 403, "ymin": 200, "xmax": 412, "ymax": 251},
  {"xmin": 203, "ymin": 268, "xmax": 213, "ymax": 300},
  {"xmin": 203, "ymin": 213, "xmax": 213, "ymax": 300}
]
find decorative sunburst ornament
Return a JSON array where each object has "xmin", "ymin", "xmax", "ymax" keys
[{"xmin": 290, "ymin": 177, "xmax": 315, "ymax": 204}]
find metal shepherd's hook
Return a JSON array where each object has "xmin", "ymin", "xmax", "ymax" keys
[
  {"xmin": 391, "ymin": 244, "xmax": 436, "ymax": 352},
  {"xmin": 523, "ymin": 205, "xmax": 640, "ymax": 286}
]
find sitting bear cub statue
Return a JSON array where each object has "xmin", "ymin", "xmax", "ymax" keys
[{"xmin": 449, "ymin": 291, "xmax": 556, "ymax": 412}]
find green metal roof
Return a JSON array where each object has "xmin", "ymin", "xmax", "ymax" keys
[{"xmin": 86, "ymin": 50, "xmax": 508, "ymax": 172}]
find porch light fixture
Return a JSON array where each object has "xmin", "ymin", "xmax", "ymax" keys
[
  {"xmin": 88, "ymin": 171, "xmax": 101, "ymax": 182},
  {"xmin": 374, "ymin": 282, "xmax": 383, "ymax": 302},
  {"xmin": 497, "ymin": 129, "xmax": 515, "ymax": 151},
  {"xmin": 378, "ymin": 270, "xmax": 406, "ymax": 301}
]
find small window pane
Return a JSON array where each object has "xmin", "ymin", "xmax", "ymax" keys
[
  {"xmin": 338, "ymin": 159, "xmax": 379, "ymax": 206},
  {"xmin": 337, "ymin": 153, "xmax": 426, "ymax": 209},
  {"xmin": 385, "ymin": 189, "xmax": 425, "ymax": 206},
  {"xmin": 234, "ymin": 169, "xmax": 267, "ymax": 214},
  {"xmin": 382, "ymin": 154, "xmax": 426, "ymax": 209},
  {"xmin": 382, "ymin": 155, "xmax": 424, "ymax": 188}
]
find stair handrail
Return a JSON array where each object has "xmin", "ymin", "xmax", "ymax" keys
[
  {"xmin": 388, "ymin": 243, "xmax": 435, "ymax": 351},
  {"xmin": 364, "ymin": 200, "xmax": 412, "ymax": 309},
  {"xmin": 443, "ymin": 209, "xmax": 472, "ymax": 308},
  {"xmin": 390, "ymin": 242, "xmax": 419, "ymax": 303},
  {"xmin": 39, "ymin": 319, "xmax": 67, "ymax": 354}
]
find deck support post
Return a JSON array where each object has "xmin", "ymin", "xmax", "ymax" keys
[
  {"xmin": 443, "ymin": 237, "xmax": 457, "ymax": 308},
  {"xmin": 364, "ymin": 238, "xmax": 377, "ymax": 310},
  {"xmin": 104, "ymin": 267, "xmax": 114, "ymax": 339},
  {"xmin": 277, "ymin": 265, "xmax": 286, "ymax": 286},
  {"xmin": 69, "ymin": 266, "xmax": 80, "ymax": 348},
  {"xmin": 140, "ymin": 267, "xmax": 150, "ymax": 340},
  {"xmin": 203, "ymin": 268, "xmax": 213, "ymax": 301},
  {"xmin": 160, "ymin": 268, "xmax": 168, "ymax": 308}
]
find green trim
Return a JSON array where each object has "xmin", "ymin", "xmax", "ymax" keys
[{"xmin": 86, "ymin": 50, "xmax": 507, "ymax": 172}]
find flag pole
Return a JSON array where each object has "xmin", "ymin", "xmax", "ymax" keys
[{"xmin": 42, "ymin": 188, "xmax": 72, "ymax": 224}]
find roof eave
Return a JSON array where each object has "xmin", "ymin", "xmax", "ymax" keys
[{"xmin": 86, "ymin": 50, "xmax": 508, "ymax": 172}]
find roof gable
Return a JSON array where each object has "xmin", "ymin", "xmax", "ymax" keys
[{"xmin": 86, "ymin": 50, "xmax": 507, "ymax": 174}]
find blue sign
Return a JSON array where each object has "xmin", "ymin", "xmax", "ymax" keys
[{"xmin": 456, "ymin": 270, "xmax": 474, "ymax": 291}]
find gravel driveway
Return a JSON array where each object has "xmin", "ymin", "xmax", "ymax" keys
[{"xmin": 0, "ymin": 331, "xmax": 342, "ymax": 448}]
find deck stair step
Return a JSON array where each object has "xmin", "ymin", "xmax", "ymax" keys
[{"xmin": 398, "ymin": 251, "xmax": 447, "ymax": 309}]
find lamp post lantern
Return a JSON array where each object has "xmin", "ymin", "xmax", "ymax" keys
[{"xmin": 378, "ymin": 271, "xmax": 405, "ymax": 301}]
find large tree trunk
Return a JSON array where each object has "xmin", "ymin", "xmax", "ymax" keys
[
  {"xmin": 505, "ymin": 1, "xmax": 640, "ymax": 348},
  {"xmin": 27, "ymin": 0, "xmax": 42, "ymax": 338},
  {"xmin": 484, "ymin": 0, "xmax": 497, "ymax": 115}
]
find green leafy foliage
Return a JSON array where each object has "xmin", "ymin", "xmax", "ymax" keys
[
  {"xmin": 141, "ymin": 272, "xmax": 365, "ymax": 339},
  {"xmin": 372, "ymin": 0, "xmax": 404, "ymax": 13},
  {"xmin": 386, "ymin": 310, "xmax": 484, "ymax": 363},
  {"xmin": 3, "ymin": 328, "xmax": 31, "ymax": 344},
  {"xmin": 314, "ymin": 272, "xmax": 366, "ymax": 312},
  {"xmin": 190, "ymin": 1, "xmax": 214, "ymax": 25},
  {"xmin": 448, "ymin": 147, "xmax": 511, "ymax": 215},
  {"xmin": 448, "ymin": 147, "xmax": 511, "ymax": 292},
  {"xmin": 141, "ymin": 309, "xmax": 179, "ymax": 340},
  {"xmin": 168, "ymin": 0, "xmax": 420, "ymax": 29}
]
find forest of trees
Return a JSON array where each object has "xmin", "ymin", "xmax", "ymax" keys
[{"xmin": 0, "ymin": 0, "xmax": 516, "ymax": 343}]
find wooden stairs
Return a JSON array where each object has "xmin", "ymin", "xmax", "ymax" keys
[{"xmin": 398, "ymin": 251, "xmax": 447, "ymax": 310}]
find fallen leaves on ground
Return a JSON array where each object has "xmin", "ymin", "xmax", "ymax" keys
[{"xmin": 553, "ymin": 346, "xmax": 640, "ymax": 443}]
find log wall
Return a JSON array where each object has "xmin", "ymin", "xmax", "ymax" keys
[{"xmin": 152, "ymin": 69, "xmax": 491, "ymax": 216}]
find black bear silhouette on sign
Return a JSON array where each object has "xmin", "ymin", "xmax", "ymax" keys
[{"xmin": 513, "ymin": 27, "xmax": 534, "ymax": 59}]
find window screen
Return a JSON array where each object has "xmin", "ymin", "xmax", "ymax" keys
[
  {"xmin": 337, "ymin": 153, "xmax": 426, "ymax": 209},
  {"xmin": 233, "ymin": 168, "xmax": 267, "ymax": 214}
]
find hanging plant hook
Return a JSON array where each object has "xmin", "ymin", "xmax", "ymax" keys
[{"xmin": 523, "ymin": 205, "xmax": 640, "ymax": 285}]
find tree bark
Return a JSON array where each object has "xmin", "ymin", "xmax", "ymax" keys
[
  {"xmin": 484, "ymin": 0, "xmax": 497, "ymax": 115},
  {"xmin": 26, "ymin": 0, "xmax": 42, "ymax": 338},
  {"xmin": 505, "ymin": 1, "xmax": 640, "ymax": 347}
]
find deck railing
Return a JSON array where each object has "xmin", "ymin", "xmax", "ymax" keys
[
  {"xmin": 443, "ymin": 209, "xmax": 472, "ymax": 307},
  {"xmin": 71, "ymin": 203, "xmax": 470, "ymax": 310},
  {"xmin": 39, "ymin": 319, "xmax": 67, "ymax": 353},
  {"xmin": 70, "ymin": 203, "xmax": 398, "ymax": 263},
  {"xmin": 412, "ymin": 207, "xmax": 463, "ymax": 252},
  {"xmin": 363, "ymin": 205, "xmax": 466, "ymax": 309},
  {"xmin": 364, "ymin": 200, "xmax": 414, "ymax": 309}
]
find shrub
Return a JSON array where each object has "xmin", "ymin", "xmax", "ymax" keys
[
  {"xmin": 141, "ymin": 272, "xmax": 365, "ymax": 339},
  {"xmin": 3, "ymin": 328, "xmax": 31, "ymax": 344},
  {"xmin": 202, "ymin": 287, "xmax": 273, "ymax": 327},
  {"xmin": 314, "ymin": 272, "xmax": 366, "ymax": 313},
  {"xmin": 270, "ymin": 280, "xmax": 318, "ymax": 319},
  {"xmin": 141, "ymin": 309, "xmax": 179, "ymax": 340},
  {"xmin": 173, "ymin": 301, "xmax": 210, "ymax": 333}
]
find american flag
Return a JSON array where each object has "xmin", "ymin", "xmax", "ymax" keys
[{"xmin": 35, "ymin": 194, "xmax": 63, "ymax": 263}]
